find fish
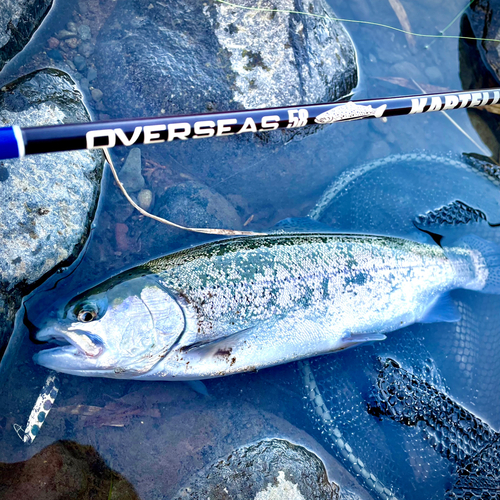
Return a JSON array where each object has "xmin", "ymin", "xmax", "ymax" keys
[
  {"xmin": 33, "ymin": 231, "xmax": 500, "ymax": 380},
  {"xmin": 314, "ymin": 102, "xmax": 387, "ymax": 124}
]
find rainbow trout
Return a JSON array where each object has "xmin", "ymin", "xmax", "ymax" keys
[{"xmin": 34, "ymin": 232, "xmax": 500, "ymax": 380}]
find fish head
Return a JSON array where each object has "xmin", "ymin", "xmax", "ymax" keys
[{"xmin": 34, "ymin": 276, "xmax": 185, "ymax": 378}]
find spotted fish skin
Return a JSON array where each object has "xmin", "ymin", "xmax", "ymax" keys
[{"xmin": 35, "ymin": 233, "xmax": 494, "ymax": 380}]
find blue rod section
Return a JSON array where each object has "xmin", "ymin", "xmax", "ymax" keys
[
  {"xmin": 0, "ymin": 126, "xmax": 21, "ymax": 160},
  {"xmin": 1, "ymin": 87, "xmax": 499, "ymax": 158}
]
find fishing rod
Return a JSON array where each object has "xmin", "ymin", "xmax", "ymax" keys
[{"xmin": 0, "ymin": 87, "xmax": 498, "ymax": 160}]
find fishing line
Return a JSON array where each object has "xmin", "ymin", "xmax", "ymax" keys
[
  {"xmin": 410, "ymin": 79, "xmax": 490, "ymax": 156},
  {"xmin": 424, "ymin": 0, "xmax": 476, "ymax": 49},
  {"xmin": 439, "ymin": 0, "xmax": 475, "ymax": 35},
  {"xmin": 102, "ymin": 148, "xmax": 265, "ymax": 236},
  {"xmin": 215, "ymin": 0, "xmax": 500, "ymax": 44}
]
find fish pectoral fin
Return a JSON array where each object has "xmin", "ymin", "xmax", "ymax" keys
[
  {"xmin": 339, "ymin": 332, "xmax": 386, "ymax": 350},
  {"xmin": 181, "ymin": 327, "xmax": 254, "ymax": 357},
  {"xmin": 420, "ymin": 292, "xmax": 461, "ymax": 323}
]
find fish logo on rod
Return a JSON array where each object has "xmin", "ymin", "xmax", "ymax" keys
[{"xmin": 315, "ymin": 102, "xmax": 387, "ymax": 124}]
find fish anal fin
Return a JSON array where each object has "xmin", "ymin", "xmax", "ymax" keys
[{"xmin": 420, "ymin": 292, "xmax": 461, "ymax": 323}]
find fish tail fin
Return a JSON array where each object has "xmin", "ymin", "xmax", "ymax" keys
[
  {"xmin": 458, "ymin": 235, "xmax": 500, "ymax": 294},
  {"xmin": 375, "ymin": 104, "xmax": 387, "ymax": 118}
]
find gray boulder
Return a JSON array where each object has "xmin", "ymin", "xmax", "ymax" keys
[
  {"xmin": 463, "ymin": 0, "xmax": 500, "ymax": 85},
  {"xmin": 94, "ymin": 0, "xmax": 357, "ymax": 118},
  {"xmin": 0, "ymin": 69, "xmax": 103, "ymax": 354},
  {"xmin": 173, "ymin": 439, "xmax": 342, "ymax": 500},
  {"xmin": 461, "ymin": 0, "xmax": 500, "ymax": 161},
  {"xmin": 0, "ymin": 0, "xmax": 53, "ymax": 70},
  {"xmin": 89, "ymin": 0, "xmax": 359, "ymax": 229}
]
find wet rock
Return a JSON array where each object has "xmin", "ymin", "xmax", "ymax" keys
[
  {"xmin": 390, "ymin": 61, "xmax": 422, "ymax": 81},
  {"xmin": 77, "ymin": 24, "xmax": 92, "ymax": 41},
  {"xmin": 159, "ymin": 181, "xmax": 241, "ymax": 230},
  {"xmin": 47, "ymin": 36, "xmax": 59, "ymax": 49},
  {"xmin": 91, "ymin": 88, "xmax": 103, "ymax": 101},
  {"xmin": 115, "ymin": 223, "xmax": 130, "ymax": 251},
  {"xmin": 0, "ymin": 0, "xmax": 53, "ymax": 70},
  {"xmin": 55, "ymin": 29, "xmax": 77, "ymax": 40},
  {"xmin": 0, "ymin": 69, "xmax": 103, "ymax": 356},
  {"xmin": 79, "ymin": 41, "xmax": 94, "ymax": 58},
  {"xmin": 65, "ymin": 37, "xmax": 79, "ymax": 49},
  {"xmin": 137, "ymin": 188, "xmax": 153, "ymax": 211},
  {"xmin": 173, "ymin": 439, "xmax": 340, "ymax": 500},
  {"xmin": 375, "ymin": 45, "xmax": 404, "ymax": 64},
  {"xmin": 119, "ymin": 148, "xmax": 145, "ymax": 193},
  {"xmin": 87, "ymin": 66, "xmax": 97, "ymax": 81},
  {"xmin": 465, "ymin": 0, "xmax": 500, "ymax": 85},
  {"xmin": 461, "ymin": 1, "xmax": 500, "ymax": 161},
  {"xmin": 78, "ymin": 77, "xmax": 89, "ymax": 91},
  {"xmin": 255, "ymin": 471, "xmax": 307, "ymax": 500},
  {"xmin": 210, "ymin": 0, "xmax": 356, "ymax": 109},
  {"xmin": 46, "ymin": 48, "xmax": 63, "ymax": 61},
  {"xmin": 424, "ymin": 65, "xmax": 443, "ymax": 83},
  {"xmin": 0, "ymin": 440, "xmax": 139, "ymax": 499},
  {"xmin": 73, "ymin": 54, "xmax": 86, "ymax": 71},
  {"xmin": 94, "ymin": 0, "xmax": 357, "ymax": 119}
]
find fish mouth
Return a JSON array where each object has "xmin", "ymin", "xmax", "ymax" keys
[{"xmin": 36, "ymin": 326, "xmax": 103, "ymax": 357}]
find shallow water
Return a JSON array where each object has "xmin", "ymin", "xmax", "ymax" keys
[{"xmin": 1, "ymin": 0, "xmax": 500, "ymax": 498}]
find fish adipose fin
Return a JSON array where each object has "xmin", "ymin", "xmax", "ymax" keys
[
  {"xmin": 458, "ymin": 235, "xmax": 500, "ymax": 294},
  {"xmin": 420, "ymin": 292, "xmax": 461, "ymax": 323},
  {"xmin": 339, "ymin": 332, "xmax": 386, "ymax": 350}
]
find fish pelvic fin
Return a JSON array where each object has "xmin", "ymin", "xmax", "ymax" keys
[
  {"xmin": 185, "ymin": 380, "xmax": 209, "ymax": 396},
  {"xmin": 374, "ymin": 104, "xmax": 387, "ymax": 118},
  {"xmin": 339, "ymin": 332, "xmax": 386, "ymax": 350}
]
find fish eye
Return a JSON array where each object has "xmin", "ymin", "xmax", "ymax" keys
[
  {"xmin": 67, "ymin": 295, "xmax": 108, "ymax": 323},
  {"xmin": 77, "ymin": 307, "xmax": 97, "ymax": 323}
]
